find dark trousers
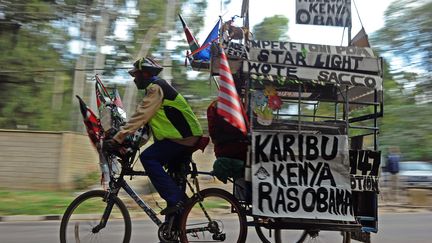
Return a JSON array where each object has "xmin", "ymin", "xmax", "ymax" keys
[{"xmin": 140, "ymin": 139, "xmax": 191, "ymax": 205}]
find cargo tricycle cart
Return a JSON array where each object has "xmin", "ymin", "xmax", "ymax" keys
[{"xmin": 214, "ymin": 37, "xmax": 384, "ymax": 243}]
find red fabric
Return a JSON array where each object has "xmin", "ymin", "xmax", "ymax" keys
[
  {"xmin": 112, "ymin": 89, "xmax": 124, "ymax": 108},
  {"xmin": 77, "ymin": 96, "xmax": 103, "ymax": 147},
  {"xmin": 179, "ymin": 14, "xmax": 200, "ymax": 52},
  {"xmin": 207, "ymin": 100, "xmax": 247, "ymax": 161}
]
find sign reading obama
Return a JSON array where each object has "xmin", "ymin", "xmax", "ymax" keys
[
  {"xmin": 252, "ymin": 132, "xmax": 355, "ymax": 221},
  {"xmin": 296, "ymin": 0, "xmax": 352, "ymax": 27}
]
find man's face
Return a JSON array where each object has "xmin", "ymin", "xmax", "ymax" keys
[{"xmin": 132, "ymin": 71, "xmax": 152, "ymax": 89}]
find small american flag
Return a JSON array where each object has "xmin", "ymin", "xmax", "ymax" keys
[{"xmin": 217, "ymin": 47, "xmax": 247, "ymax": 135}]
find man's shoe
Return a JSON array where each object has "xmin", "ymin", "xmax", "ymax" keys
[{"xmin": 160, "ymin": 201, "xmax": 184, "ymax": 215}]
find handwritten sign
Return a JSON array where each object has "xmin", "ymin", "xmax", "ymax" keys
[
  {"xmin": 252, "ymin": 132, "xmax": 355, "ymax": 221},
  {"xmin": 248, "ymin": 47, "xmax": 381, "ymax": 73},
  {"xmin": 248, "ymin": 40, "xmax": 375, "ymax": 58},
  {"xmin": 349, "ymin": 150, "xmax": 381, "ymax": 192},
  {"xmin": 244, "ymin": 61, "xmax": 383, "ymax": 90},
  {"xmin": 296, "ymin": 0, "xmax": 351, "ymax": 27},
  {"xmin": 223, "ymin": 41, "xmax": 248, "ymax": 59}
]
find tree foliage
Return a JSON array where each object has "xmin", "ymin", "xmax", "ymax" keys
[
  {"xmin": 252, "ymin": 15, "xmax": 289, "ymax": 41},
  {"xmin": 370, "ymin": 0, "xmax": 432, "ymax": 160},
  {"xmin": 0, "ymin": 0, "xmax": 208, "ymax": 131},
  {"xmin": 371, "ymin": 0, "xmax": 432, "ymax": 97},
  {"xmin": 0, "ymin": 0, "xmax": 72, "ymax": 130}
]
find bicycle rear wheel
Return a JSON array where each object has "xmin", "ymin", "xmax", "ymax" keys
[
  {"xmin": 179, "ymin": 188, "xmax": 247, "ymax": 243},
  {"xmin": 59, "ymin": 190, "xmax": 131, "ymax": 243}
]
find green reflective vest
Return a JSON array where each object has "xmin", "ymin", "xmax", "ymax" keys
[{"xmin": 148, "ymin": 83, "xmax": 202, "ymax": 141}]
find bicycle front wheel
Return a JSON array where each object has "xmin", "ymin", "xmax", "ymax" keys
[
  {"xmin": 179, "ymin": 188, "xmax": 247, "ymax": 243},
  {"xmin": 59, "ymin": 190, "xmax": 131, "ymax": 243}
]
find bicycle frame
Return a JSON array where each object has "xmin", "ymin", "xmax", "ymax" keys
[
  {"xmin": 101, "ymin": 149, "xmax": 165, "ymax": 228},
  {"xmin": 95, "ymin": 148, "xmax": 215, "ymax": 233},
  {"xmin": 114, "ymin": 176, "xmax": 163, "ymax": 226}
]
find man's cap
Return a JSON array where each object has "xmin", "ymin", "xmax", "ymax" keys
[{"xmin": 128, "ymin": 57, "xmax": 163, "ymax": 77}]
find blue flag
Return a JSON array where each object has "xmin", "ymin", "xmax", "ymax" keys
[{"xmin": 190, "ymin": 19, "xmax": 220, "ymax": 61}]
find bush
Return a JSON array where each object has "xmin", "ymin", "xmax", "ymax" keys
[{"xmin": 73, "ymin": 171, "xmax": 100, "ymax": 190}]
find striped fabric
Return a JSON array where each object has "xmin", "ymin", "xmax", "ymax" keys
[{"xmin": 217, "ymin": 47, "xmax": 247, "ymax": 135}]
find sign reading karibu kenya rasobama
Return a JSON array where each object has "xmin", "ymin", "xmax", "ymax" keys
[{"xmin": 252, "ymin": 132, "xmax": 355, "ymax": 221}]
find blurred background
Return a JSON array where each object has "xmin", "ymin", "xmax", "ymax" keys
[{"xmin": 0, "ymin": 0, "xmax": 431, "ymax": 229}]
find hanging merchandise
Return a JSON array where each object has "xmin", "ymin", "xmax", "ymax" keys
[{"xmin": 252, "ymin": 85, "xmax": 283, "ymax": 126}]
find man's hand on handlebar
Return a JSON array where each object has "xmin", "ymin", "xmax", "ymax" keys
[{"xmin": 103, "ymin": 138, "xmax": 122, "ymax": 154}]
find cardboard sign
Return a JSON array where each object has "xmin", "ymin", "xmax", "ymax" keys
[
  {"xmin": 223, "ymin": 41, "xmax": 248, "ymax": 59},
  {"xmin": 296, "ymin": 0, "xmax": 351, "ymax": 27},
  {"xmin": 252, "ymin": 132, "xmax": 355, "ymax": 221},
  {"xmin": 244, "ymin": 61, "xmax": 383, "ymax": 90},
  {"xmin": 248, "ymin": 40, "xmax": 375, "ymax": 58},
  {"xmin": 248, "ymin": 47, "xmax": 381, "ymax": 73},
  {"xmin": 349, "ymin": 150, "xmax": 381, "ymax": 192}
]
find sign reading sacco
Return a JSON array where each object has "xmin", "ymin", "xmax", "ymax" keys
[
  {"xmin": 252, "ymin": 132, "xmax": 355, "ymax": 221},
  {"xmin": 296, "ymin": 0, "xmax": 352, "ymax": 27}
]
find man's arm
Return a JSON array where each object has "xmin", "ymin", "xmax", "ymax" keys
[{"xmin": 113, "ymin": 84, "xmax": 163, "ymax": 143}]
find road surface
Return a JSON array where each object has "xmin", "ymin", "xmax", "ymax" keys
[{"xmin": 0, "ymin": 212, "xmax": 431, "ymax": 242}]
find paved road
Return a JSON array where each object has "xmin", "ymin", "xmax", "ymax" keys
[{"xmin": 0, "ymin": 212, "xmax": 431, "ymax": 242}]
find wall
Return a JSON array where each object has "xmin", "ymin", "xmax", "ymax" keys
[{"xmin": 0, "ymin": 130, "xmax": 98, "ymax": 190}]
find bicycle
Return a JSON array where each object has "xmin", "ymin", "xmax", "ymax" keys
[
  {"xmin": 63, "ymin": 76, "xmax": 247, "ymax": 242},
  {"xmin": 59, "ymin": 141, "xmax": 248, "ymax": 243}
]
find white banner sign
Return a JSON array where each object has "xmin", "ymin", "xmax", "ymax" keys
[
  {"xmin": 248, "ymin": 47, "xmax": 381, "ymax": 73},
  {"xmin": 244, "ymin": 61, "xmax": 383, "ymax": 90},
  {"xmin": 223, "ymin": 41, "xmax": 248, "ymax": 59},
  {"xmin": 252, "ymin": 132, "xmax": 355, "ymax": 221},
  {"xmin": 296, "ymin": 0, "xmax": 351, "ymax": 27},
  {"xmin": 248, "ymin": 40, "xmax": 375, "ymax": 57}
]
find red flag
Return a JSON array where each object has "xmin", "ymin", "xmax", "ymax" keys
[
  {"xmin": 112, "ymin": 88, "xmax": 124, "ymax": 108},
  {"xmin": 95, "ymin": 75, "xmax": 112, "ymax": 110},
  {"xmin": 76, "ymin": 95, "xmax": 103, "ymax": 147},
  {"xmin": 217, "ymin": 47, "xmax": 247, "ymax": 135},
  {"xmin": 178, "ymin": 14, "xmax": 200, "ymax": 54},
  {"xmin": 350, "ymin": 27, "xmax": 370, "ymax": 47}
]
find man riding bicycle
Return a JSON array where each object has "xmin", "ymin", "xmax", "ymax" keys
[{"xmin": 104, "ymin": 57, "xmax": 203, "ymax": 216}]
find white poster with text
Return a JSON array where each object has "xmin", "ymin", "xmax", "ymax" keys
[
  {"xmin": 252, "ymin": 132, "xmax": 355, "ymax": 221},
  {"xmin": 296, "ymin": 0, "xmax": 351, "ymax": 27}
]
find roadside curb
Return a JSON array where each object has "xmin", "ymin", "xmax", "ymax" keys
[
  {"xmin": 0, "ymin": 215, "xmax": 61, "ymax": 222},
  {"xmin": 0, "ymin": 212, "xmax": 152, "ymax": 222},
  {"xmin": 378, "ymin": 204, "xmax": 432, "ymax": 214}
]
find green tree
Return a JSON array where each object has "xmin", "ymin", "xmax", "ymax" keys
[
  {"xmin": 370, "ymin": 0, "xmax": 432, "ymax": 160},
  {"xmin": 0, "ymin": 0, "xmax": 72, "ymax": 130},
  {"xmin": 0, "ymin": 0, "xmax": 209, "ymax": 131},
  {"xmin": 253, "ymin": 15, "xmax": 289, "ymax": 41},
  {"xmin": 371, "ymin": 0, "xmax": 432, "ymax": 98}
]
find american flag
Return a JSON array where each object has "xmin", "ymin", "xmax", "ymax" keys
[{"xmin": 217, "ymin": 47, "xmax": 247, "ymax": 135}]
